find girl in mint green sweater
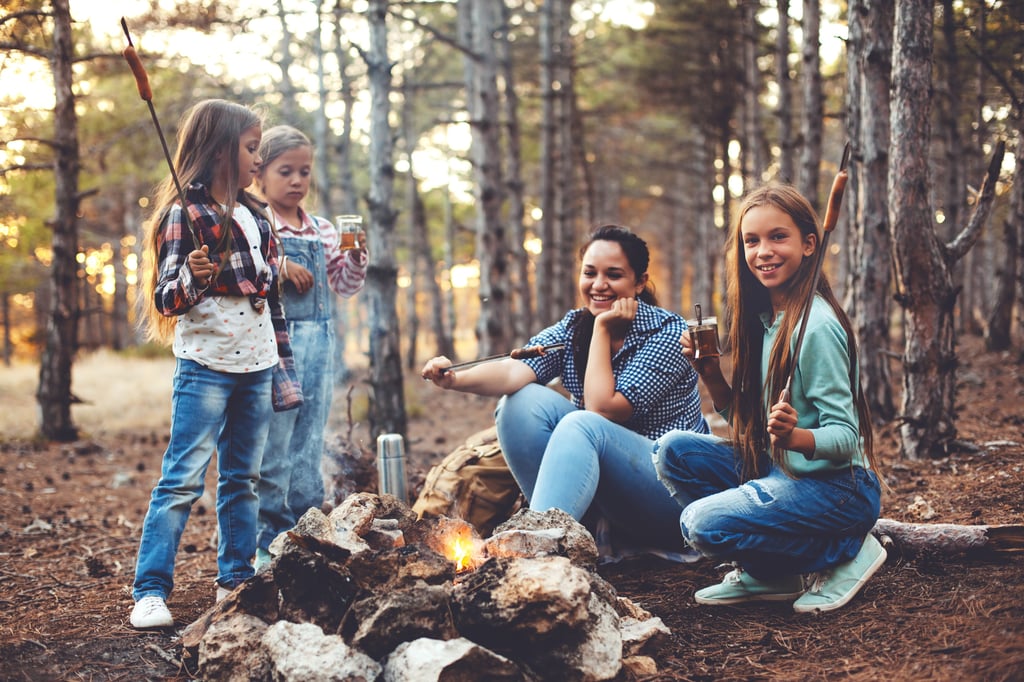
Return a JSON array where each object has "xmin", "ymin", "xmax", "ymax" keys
[{"xmin": 653, "ymin": 184, "xmax": 884, "ymax": 614}]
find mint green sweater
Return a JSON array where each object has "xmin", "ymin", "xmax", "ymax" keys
[{"xmin": 759, "ymin": 296, "xmax": 868, "ymax": 474}]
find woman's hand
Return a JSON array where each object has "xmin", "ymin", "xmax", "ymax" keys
[
  {"xmin": 286, "ymin": 261, "xmax": 314, "ymax": 294},
  {"xmin": 421, "ymin": 356, "xmax": 456, "ymax": 389},
  {"xmin": 594, "ymin": 297, "xmax": 637, "ymax": 337},
  {"xmin": 188, "ymin": 245, "xmax": 214, "ymax": 288}
]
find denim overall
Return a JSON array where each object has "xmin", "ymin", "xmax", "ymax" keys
[{"xmin": 257, "ymin": 235, "xmax": 336, "ymax": 551}]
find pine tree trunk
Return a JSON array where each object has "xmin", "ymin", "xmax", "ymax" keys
[
  {"xmin": 37, "ymin": 0, "xmax": 79, "ymax": 442},
  {"xmin": 848, "ymin": 0, "xmax": 896, "ymax": 423},
  {"xmin": 273, "ymin": 0, "xmax": 299, "ymax": 125},
  {"xmin": 332, "ymin": 4, "xmax": 359, "ymax": 215},
  {"xmin": 365, "ymin": 0, "xmax": 407, "ymax": 439},
  {"xmin": 797, "ymin": 0, "xmax": 823, "ymax": 204},
  {"xmin": 553, "ymin": 0, "xmax": 576, "ymax": 317},
  {"xmin": 775, "ymin": 0, "xmax": 795, "ymax": 184},
  {"xmin": 740, "ymin": 0, "xmax": 765, "ymax": 192},
  {"xmin": 312, "ymin": 0, "xmax": 332, "ymax": 219},
  {"xmin": 537, "ymin": 0, "xmax": 557, "ymax": 326},
  {"xmin": 498, "ymin": 0, "xmax": 533, "ymax": 342},
  {"xmin": 462, "ymin": 0, "xmax": 511, "ymax": 356},
  {"xmin": 890, "ymin": 0, "xmax": 1004, "ymax": 459},
  {"xmin": 890, "ymin": 0, "xmax": 956, "ymax": 459},
  {"xmin": 985, "ymin": 119, "xmax": 1022, "ymax": 351}
]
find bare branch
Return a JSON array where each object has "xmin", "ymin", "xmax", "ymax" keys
[
  {"xmin": 387, "ymin": 8, "xmax": 474, "ymax": 58},
  {"xmin": 945, "ymin": 140, "xmax": 1006, "ymax": 262},
  {"xmin": 0, "ymin": 162, "xmax": 52, "ymax": 175}
]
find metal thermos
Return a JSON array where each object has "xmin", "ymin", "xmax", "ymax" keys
[{"xmin": 376, "ymin": 433, "xmax": 408, "ymax": 503}]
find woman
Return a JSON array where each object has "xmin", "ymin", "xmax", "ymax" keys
[{"xmin": 422, "ymin": 224, "xmax": 708, "ymax": 553}]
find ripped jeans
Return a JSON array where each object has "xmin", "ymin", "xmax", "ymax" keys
[{"xmin": 652, "ymin": 430, "xmax": 881, "ymax": 579}]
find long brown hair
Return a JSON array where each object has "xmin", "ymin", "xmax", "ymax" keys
[
  {"xmin": 725, "ymin": 184, "xmax": 875, "ymax": 479},
  {"xmin": 140, "ymin": 100, "xmax": 265, "ymax": 342}
]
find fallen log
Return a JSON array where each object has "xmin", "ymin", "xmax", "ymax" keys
[{"xmin": 873, "ymin": 518, "xmax": 1024, "ymax": 557}]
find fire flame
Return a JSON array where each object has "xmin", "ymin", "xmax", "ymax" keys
[{"xmin": 449, "ymin": 535, "xmax": 474, "ymax": 572}]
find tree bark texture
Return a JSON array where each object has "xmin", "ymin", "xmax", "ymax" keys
[
  {"xmin": 365, "ymin": 0, "xmax": 407, "ymax": 440},
  {"xmin": 889, "ymin": 0, "xmax": 956, "ymax": 459},
  {"xmin": 332, "ymin": 4, "xmax": 359, "ymax": 215},
  {"xmin": 890, "ymin": 1, "xmax": 1004, "ymax": 459},
  {"xmin": 740, "ymin": 0, "xmax": 765, "ymax": 192},
  {"xmin": 37, "ymin": 0, "xmax": 80, "ymax": 442},
  {"xmin": 536, "ymin": 0, "xmax": 557, "ymax": 326},
  {"xmin": 462, "ymin": 0, "xmax": 512, "ymax": 356},
  {"xmin": 873, "ymin": 519, "xmax": 1024, "ymax": 558},
  {"xmin": 775, "ymin": 0, "xmax": 794, "ymax": 184},
  {"xmin": 797, "ymin": 0, "xmax": 823, "ymax": 205},
  {"xmin": 985, "ymin": 119, "xmax": 1022, "ymax": 351},
  {"xmin": 847, "ymin": 0, "xmax": 896, "ymax": 423},
  {"xmin": 497, "ymin": 1, "xmax": 533, "ymax": 342},
  {"xmin": 274, "ymin": 0, "xmax": 299, "ymax": 125}
]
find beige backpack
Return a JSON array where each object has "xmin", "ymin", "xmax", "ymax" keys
[{"xmin": 412, "ymin": 426, "xmax": 524, "ymax": 537}]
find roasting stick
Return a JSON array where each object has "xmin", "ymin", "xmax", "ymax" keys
[
  {"xmin": 779, "ymin": 141, "xmax": 851, "ymax": 403},
  {"xmin": 119, "ymin": 18, "xmax": 200, "ymax": 246},
  {"xmin": 437, "ymin": 343, "xmax": 566, "ymax": 375}
]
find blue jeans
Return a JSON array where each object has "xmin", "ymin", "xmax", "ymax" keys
[
  {"xmin": 495, "ymin": 383, "xmax": 688, "ymax": 550},
  {"xmin": 132, "ymin": 359, "xmax": 272, "ymax": 600},
  {"xmin": 257, "ymin": 318, "xmax": 334, "ymax": 550},
  {"xmin": 652, "ymin": 430, "xmax": 881, "ymax": 579}
]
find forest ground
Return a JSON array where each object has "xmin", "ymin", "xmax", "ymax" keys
[{"xmin": 0, "ymin": 334, "xmax": 1022, "ymax": 681}]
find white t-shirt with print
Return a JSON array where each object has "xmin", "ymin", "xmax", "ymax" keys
[{"xmin": 172, "ymin": 205, "xmax": 277, "ymax": 373}]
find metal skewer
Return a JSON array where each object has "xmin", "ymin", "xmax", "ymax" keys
[
  {"xmin": 779, "ymin": 141, "xmax": 851, "ymax": 402},
  {"xmin": 437, "ymin": 343, "xmax": 566, "ymax": 375}
]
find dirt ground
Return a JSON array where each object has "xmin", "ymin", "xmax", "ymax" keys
[{"xmin": 1, "ymin": 334, "xmax": 1022, "ymax": 681}]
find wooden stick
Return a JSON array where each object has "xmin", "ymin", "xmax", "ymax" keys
[{"xmin": 780, "ymin": 142, "xmax": 851, "ymax": 402}]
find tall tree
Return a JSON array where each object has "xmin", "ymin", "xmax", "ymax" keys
[
  {"xmin": 739, "ymin": 0, "xmax": 766, "ymax": 191},
  {"xmin": 889, "ymin": 0, "xmax": 1003, "ymax": 459},
  {"xmin": 498, "ymin": 0, "xmax": 532, "ymax": 341},
  {"xmin": 775, "ymin": 0, "xmax": 795, "ymax": 183},
  {"xmin": 3, "ymin": 0, "xmax": 84, "ymax": 440},
  {"xmin": 460, "ymin": 0, "xmax": 512, "ymax": 355},
  {"xmin": 846, "ymin": 0, "xmax": 895, "ymax": 422},
  {"xmin": 273, "ymin": 0, "xmax": 300, "ymax": 124},
  {"xmin": 797, "ymin": 0, "xmax": 823, "ymax": 203},
  {"xmin": 364, "ymin": 0, "xmax": 407, "ymax": 439}
]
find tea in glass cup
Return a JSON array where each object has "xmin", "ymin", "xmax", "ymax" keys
[
  {"xmin": 336, "ymin": 214, "xmax": 362, "ymax": 251},
  {"xmin": 687, "ymin": 306, "xmax": 721, "ymax": 360}
]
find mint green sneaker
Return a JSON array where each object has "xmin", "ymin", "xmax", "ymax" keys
[
  {"xmin": 694, "ymin": 566, "xmax": 804, "ymax": 605},
  {"xmin": 793, "ymin": 533, "xmax": 887, "ymax": 613},
  {"xmin": 254, "ymin": 547, "xmax": 272, "ymax": 573}
]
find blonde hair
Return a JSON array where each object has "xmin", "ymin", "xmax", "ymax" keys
[
  {"xmin": 139, "ymin": 100, "xmax": 265, "ymax": 342},
  {"xmin": 725, "ymin": 184, "xmax": 875, "ymax": 478}
]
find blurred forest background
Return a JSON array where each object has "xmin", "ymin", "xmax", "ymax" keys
[{"xmin": 1, "ymin": 0, "xmax": 1021, "ymax": 459}]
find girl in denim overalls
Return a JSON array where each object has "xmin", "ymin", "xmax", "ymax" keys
[{"xmin": 254, "ymin": 125, "xmax": 367, "ymax": 568}]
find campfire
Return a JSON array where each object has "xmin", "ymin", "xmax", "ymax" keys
[{"xmin": 181, "ymin": 493, "xmax": 671, "ymax": 681}]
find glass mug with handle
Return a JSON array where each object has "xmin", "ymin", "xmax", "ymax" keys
[{"xmin": 336, "ymin": 214, "xmax": 363, "ymax": 251}]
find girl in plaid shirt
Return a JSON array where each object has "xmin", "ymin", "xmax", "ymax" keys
[{"xmin": 130, "ymin": 100, "xmax": 294, "ymax": 629}]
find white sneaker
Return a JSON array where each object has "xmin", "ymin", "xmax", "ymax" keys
[
  {"xmin": 130, "ymin": 595, "xmax": 173, "ymax": 629},
  {"xmin": 216, "ymin": 584, "xmax": 232, "ymax": 603}
]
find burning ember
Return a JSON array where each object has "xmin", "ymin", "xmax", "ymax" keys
[{"xmin": 181, "ymin": 494, "xmax": 671, "ymax": 681}]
